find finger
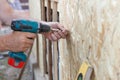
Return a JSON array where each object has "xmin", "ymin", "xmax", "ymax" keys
[
  {"xmin": 24, "ymin": 38, "xmax": 34, "ymax": 45},
  {"xmin": 25, "ymin": 32, "xmax": 37, "ymax": 39},
  {"xmin": 48, "ymin": 36, "xmax": 53, "ymax": 41},
  {"xmin": 57, "ymin": 30, "xmax": 66, "ymax": 38},
  {"xmin": 51, "ymin": 34, "xmax": 58, "ymax": 41},
  {"xmin": 19, "ymin": 45, "xmax": 29, "ymax": 52},
  {"xmin": 57, "ymin": 24, "xmax": 69, "ymax": 35},
  {"xmin": 53, "ymin": 32, "xmax": 61, "ymax": 39},
  {"xmin": 23, "ymin": 43, "xmax": 33, "ymax": 51},
  {"xmin": 62, "ymin": 29, "xmax": 69, "ymax": 36},
  {"xmin": 57, "ymin": 23, "xmax": 66, "ymax": 31}
]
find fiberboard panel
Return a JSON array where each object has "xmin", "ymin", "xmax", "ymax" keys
[{"xmin": 58, "ymin": 0, "xmax": 120, "ymax": 80}]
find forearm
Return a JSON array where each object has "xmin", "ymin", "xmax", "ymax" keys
[
  {"xmin": 0, "ymin": 21, "xmax": 2, "ymax": 28},
  {"xmin": 0, "ymin": 0, "xmax": 30, "ymax": 26},
  {"xmin": 0, "ymin": 35, "xmax": 9, "ymax": 51},
  {"xmin": 1, "ymin": 10, "xmax": 30, "ymax": 26}
]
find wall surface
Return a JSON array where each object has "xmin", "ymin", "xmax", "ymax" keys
[{"xmin": 58, "ymin": 0, "xmax": 120, "ymax": 80}]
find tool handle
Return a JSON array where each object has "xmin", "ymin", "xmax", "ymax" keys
[{"xmin": 8, "ymin": 52, "xmax": 27, "ymax": 68}]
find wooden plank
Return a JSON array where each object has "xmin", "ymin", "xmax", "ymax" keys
[
  {"xmin": 47, "ymin": 40, "xmax": 52, "ymax": 80},
  {"xmin": 41, "ymin": 0, "xmax": 45, "ymax": 21},
  {"xmin": 47, "ymin": 0, "xmax": 51, "ymax": 22},
  {"xmin": 40, "ymin": 0, "xmax": 48, "ymax": 75},
  {"xmin": 52, "ymin": 1, "xmax": 59, "ymax": 80},
  {"xmin": 46, "ymin": 0, "xmax": 53, "ymax": 80}
]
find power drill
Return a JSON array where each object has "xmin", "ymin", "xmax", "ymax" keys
[{"xmin": 8, "ymin": 19, "xmax": 52, "ymax": 68}]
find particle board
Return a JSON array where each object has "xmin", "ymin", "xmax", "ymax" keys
[{"xmin": 58, "ymin": 0, "xmax": 120, "ymax": 80}]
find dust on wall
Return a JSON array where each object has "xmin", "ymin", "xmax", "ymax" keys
[{"xmin": 58, "ymin": 0, "xmax": 120, "ymax": 80}]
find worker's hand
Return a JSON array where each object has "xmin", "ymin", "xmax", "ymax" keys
[
  {"xmin": 0, "ymin": 25, "xmax": 2, "ymax": 29},
  {"xmin": 0, "ymin": 21, "xmax": 2, "ymax": 29},
  {"xmin": 42, "ymin": 22, "xmax": 68, "ymax": 41},
  {"xmin": 4, "ymin": 31, "xmax": 36, "ymax": 52}
]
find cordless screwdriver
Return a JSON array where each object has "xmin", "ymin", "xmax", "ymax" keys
[{"xmin": 8, "ymin": 19, "xmax": 56, "ymax": 68}]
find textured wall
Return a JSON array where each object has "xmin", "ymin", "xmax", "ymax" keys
[{"xmin": 58, "ymin": 0, "xmax": 120, "ymax": 80}]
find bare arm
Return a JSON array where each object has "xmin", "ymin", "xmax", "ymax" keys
[
  {"xmin": 0, "ymin": 35, "xmax": 6, "ymax": 51},
  {"xmin": 0, "ymin": 0, "xmax": 30, "ymax": 25},
  {"xmin": 0, "ymin": 21, "xmax": 2, "ymax": 28}
]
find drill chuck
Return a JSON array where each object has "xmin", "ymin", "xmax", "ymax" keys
[{"xmin": 39, "ymin": 23, "xmax": 51, "ymax": 33}]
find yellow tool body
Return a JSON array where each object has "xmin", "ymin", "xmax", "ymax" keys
[{"xmin": 75, "ymin": 62, "xmax": 93, "ymax": 80}]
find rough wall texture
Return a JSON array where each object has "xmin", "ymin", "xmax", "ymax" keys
[{"xmin": 58, "ymin": 0, "xmax": 120, "ymax": 80}]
